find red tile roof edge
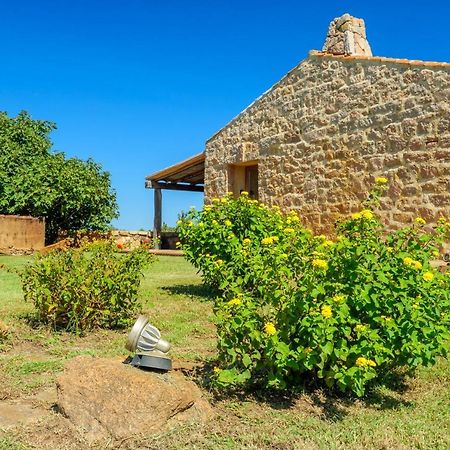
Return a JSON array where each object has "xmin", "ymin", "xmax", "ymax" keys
[{"xmin": 309, "ymin": 50, "xmax": 450, "ymax": 69}]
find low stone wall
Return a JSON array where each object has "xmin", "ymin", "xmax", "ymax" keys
[
  {"xmin": 112, "ymin": 230, "xmax": 179, "ymax": 250},
  {"xmin": 0, "ymin": 215, "xmax": 45, "ymax": 254},
  {"xmin": 55, "ymin": 230, "xmax": 180, "ymax": 251},
  {"xmin": 112, "ymin": 230, "xmax": 152, "ymax": 249}
]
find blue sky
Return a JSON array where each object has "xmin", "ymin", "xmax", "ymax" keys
[{"xmin": 1, "ymin": 0, "xmax": 449, "ymax": 230}]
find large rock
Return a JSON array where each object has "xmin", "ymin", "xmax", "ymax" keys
[{"xmin": 56, "ymin": 356, "xmax": 212, "ymax": 442}]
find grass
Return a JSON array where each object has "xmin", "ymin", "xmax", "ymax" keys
[{"xmin": 0, "ymin": 255, "xmax": 450, "ymax": 449}]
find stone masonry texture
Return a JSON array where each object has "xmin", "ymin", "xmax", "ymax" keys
[
  {"xmin": 322, "ymin": 13, "xmax": 372, "ymax": 57},
  {"xmin": 204, "ymin": 53, "xmax": 450, "ymax": 234}
]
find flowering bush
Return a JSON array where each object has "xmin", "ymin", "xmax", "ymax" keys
[
  {"xmin": 177, "ymin": 185, "xmax": 450, "ymax": 396},
  {"xmin": 20, "ymin": 240, "xmax": 154, "ymax": 333}
]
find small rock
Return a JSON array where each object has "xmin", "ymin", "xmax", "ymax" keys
[{"xmin": 56, "ymin": 356, "xmax": 213, "ymax": 442}]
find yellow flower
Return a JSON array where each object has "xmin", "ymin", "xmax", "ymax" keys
[
  {"xmin": 386, "ymin": 247, "xmax": 393, "ymax": 253},
  {"xmin": 284, "ymin": 227, "xmax": 295, "ymax": 234},
  {"xmin": 216, "ymin": 259, "xmax": 224, "ymax": 266},
  {"xmin": 355, "ymin": 357, "xmax": 367, "ymax": 367},
  {"xmin": 333, "ymin": 294, "xmax": 345, "ymax": 302},
  {"xmin": 412, "ymin": 303, "xmax": 420, "ymax": 309},
  {"xmin": 261, "ymin": 236, "xmax": 279, "ymax": 245},
  {"xmin": 240, "ymin": 191, "xmax": 249, "ymax": 197},
  {"xmin": 227, "ymin": 298, "xmax": 241, "ymax": 306},
  {"xmin": 375, "ymin": 176, "xmax": 388, "ymax": 185},
  {"xmin": 304, "ymin": 347, "xmax": 312, "ymax": 354},
  {"xmin": 224, "ymin": 219, "xmax": 232, "ymax": 227},
  {"xmin": 403, "ymin": 257, "xmax": 414, "ymax": 266},
  {"xmin": 361, "ymin": 209, "xmax": 374, "ymax": 220},
  {"xmin": 352, "ymin": 212, "xmax": 362, "ymax": 220},
  {"xmin": 213, "ymin": 366, "xmax": 221, "ymax": 374},
  {"xmin": 355, "ymin": 357, "xmax": 376, "ymax": 367},
  {"xmin": 446, "ymin": 222, "xmax": 450, "ymax": 228},
  {"xmin": 415, "ymin": 217, "xmax": 426, "ymax": 225},
  {"xmin": 264, "ymin": 322, "xmax": 276, "ymax": 336},
  {"xmin": 322, "ymin": 239, "xmax": 334, "ymax": 247},
  {"xmin": 176, "ymin": 220, "xmax": 183, "ymax": 226},
  {"xmin": 355, "ymin": 324, "xmax": 367, "ymax": 332},
  {"xmin": 187, "ymin": 221, "xmax": 193, "ymax": 227},
  {"xmin": 423, "ymin": 271, "xmax": 434, "ymax": 282},
  {"xmin": 204, "ymin": 205, "xmax": 212, "ymax": 211},
  {"xmin": 412, "ymin": 260, "xmax": 423, "ymax": 270},
  {"xmin": 321, "ymin": 305, "xmax": 332, "ymax": 318},
  {"xmin": 243, "ymin": 238, "xmax": 251, "ymax": 246},
  {"xmin": 212, "ymin": 220, "xmax": 218, "ymax": 225},
  {"xmin": 175, "ymin": 241, "xmax": 182, "ymax": 248},
  {"xmin": 221, "ymin": 197, "xmax": 228, "ymax": 204},
  {"xmin": 212, "ymin": 198, "xmax": 220, "ymax": 203},
  {"xmin": 312, "ymin": 259, "xmax": 328, "ymax": 270}
]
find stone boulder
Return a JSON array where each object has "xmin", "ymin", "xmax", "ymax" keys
[{"xmin": 56, "ymin": 356, "xmax": 212, "ymax": 442}]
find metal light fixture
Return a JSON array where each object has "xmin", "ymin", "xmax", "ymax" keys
[{"xmin": 126, "ymin": 315, "xmax": 172, "ymax": 371}]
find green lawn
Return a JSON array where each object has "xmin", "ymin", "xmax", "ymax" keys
[{"xmin": 1, "ymin": 255, "xmax": 450, "ymax": 449}]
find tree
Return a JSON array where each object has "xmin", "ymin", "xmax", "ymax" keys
[{"xmin": 0, "ymin": 111, "xmax": 118, "ymax": 243}]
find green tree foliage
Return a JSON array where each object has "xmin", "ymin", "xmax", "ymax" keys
[{"xmin": 0, "ymin": 111, "xmax": 118, "ymax": 242}]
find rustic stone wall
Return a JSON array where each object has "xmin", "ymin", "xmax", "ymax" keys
[
  {"xmin": 204, "ymin": 53, "xmax": 450, "ymax": 234},
  {"xmin": 111, "ymin": 230, "xmax": 179, "ymax": 250},
  {"xmin": 0, "ymin": 215, "xmax": 45, "ymax": 253}
]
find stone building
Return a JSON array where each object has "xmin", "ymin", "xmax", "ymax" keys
[{"xmin": 146, "ymin": 13, "xmax": 450, "ymax": 235}]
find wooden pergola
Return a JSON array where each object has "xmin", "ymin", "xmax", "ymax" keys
[{"xmin": 145, "ymin": 152, "xmax": 205, "ymax": 247}]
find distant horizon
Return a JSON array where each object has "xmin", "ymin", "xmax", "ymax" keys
[{"xmin": 1, "ymin": 0, "xmax": 449, "ymax": 230}]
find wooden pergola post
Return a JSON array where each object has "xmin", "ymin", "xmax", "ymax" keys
[{"xmin": 153, "ymin": 188, "xmax": 162, "ymax": 249}]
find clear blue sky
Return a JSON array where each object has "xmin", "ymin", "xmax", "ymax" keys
[{"xmin": 1, "ymin": 0, "xmax": 449, "ymax": 230}]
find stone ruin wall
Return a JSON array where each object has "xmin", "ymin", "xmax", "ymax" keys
[
  {"xmin": 205, "ymin": 53, "xmax": 450, "ymax": 234},
  {"xmin": 0, "ymin": 214, "xmax": 45, "ymax": 254}
]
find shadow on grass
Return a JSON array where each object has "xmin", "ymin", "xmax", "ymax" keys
[
  {"xmin": 162, "ymin": 284, "xmax": 217, "ymax": 301},
  {"xmin": 182, "ymin": 362, "xmax": 414, "ymax": 423}
]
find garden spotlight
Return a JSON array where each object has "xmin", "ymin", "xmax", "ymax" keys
[{"xmin": 126, "ymin": 315, "xmax": 172, "ymax": 371}]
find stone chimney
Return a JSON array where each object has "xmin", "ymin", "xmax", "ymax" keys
[{"xmin": 322, "ymin": 13, "xmax": 372, "ymax": 56}]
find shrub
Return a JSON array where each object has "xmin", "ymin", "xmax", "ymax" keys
[
  {"xmin": 178, "ymin": 187, "xmax": 450, "ymax": 396},
  {"xmin": 20, "ymin": 240, "xmax": 154, "ymax": 333}
]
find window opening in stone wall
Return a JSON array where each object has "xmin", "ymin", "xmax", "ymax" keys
[
  {"xmin": 245, "ymin": 165, "xmax": 258, "ymax": 200},
  {"xmin": 227, "ymin": 161, "xmax": 258, "ymax": 200}
]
